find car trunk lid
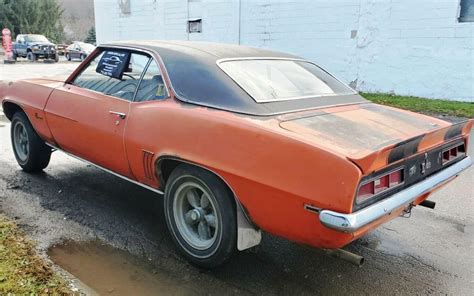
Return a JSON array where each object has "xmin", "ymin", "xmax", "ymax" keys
[{"xmin": 279, "ymin": 103, "xmax": 472, "ymax": 173}]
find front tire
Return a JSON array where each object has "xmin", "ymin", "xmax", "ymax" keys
[
  {"xmin": 27, "ymin": 51, "xmax": 36, "ymax": 62},
  {"xmin": 164, "ymin": 164, "xmax": 237, "ymax": 268},
  {"xmin": 54, "ymin": 54, "xmax": 59, "ymax": 62},
  {"xmin": 11, "ymin": 112, "xmax": 51, "ymax": 172},
  {"xmin": 66, "ymin": 53, "xmax": 71, "ymax": 61}
]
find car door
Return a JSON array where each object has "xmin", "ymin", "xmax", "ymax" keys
[
  {"xmin": 75, "ymin": 45, "xmax": 82, "ymax": 59},
  {"xmin": 123, "ymin": 58, "xmax": 170, "ymax": 187},
  {"xmin": 72, "ymin": 44, "xmax": 81, "ymax": 59},
  {"xmin": 16, "ymin": 36, "xmax": 27, "ymax": 56},
  {"xmin": 68, "ymin": 44, "xmax": 77, "ymax": 59},
  {"xmin": 44, "ymin": 49, "xmax": 151, "ymax": 177}
]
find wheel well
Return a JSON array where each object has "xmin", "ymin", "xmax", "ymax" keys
[
  {"xmin": 2, "ymin": 102, "xmax": 23, "ymax": 121},
  {"xmin": 157, "ymin": 158, "xmax": 182, "ymax": 189},
  {"xmin": 157, "ymin": 157, "xmax": 262, "ymax": 250},
  {"xmin": 157, "ymin": 157, "xmax": 235, "ymax": 199}
]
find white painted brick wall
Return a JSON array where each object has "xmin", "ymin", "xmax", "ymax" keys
[{"xmin": 94, "ymin": 0, "xmax": 473, "ymax": 102}]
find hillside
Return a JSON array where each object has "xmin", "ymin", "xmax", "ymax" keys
[{"xmin": 59, "ymin": 0, "xmax": 95, "ymax": 42}]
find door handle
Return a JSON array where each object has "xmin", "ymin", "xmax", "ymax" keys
[{"xmin": 109, "ymin": 111, "xmax": 126, "ymax": 119}]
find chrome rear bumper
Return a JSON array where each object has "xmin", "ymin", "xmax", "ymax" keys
[{"xmin": 319, "ymin": 156, "xmax": 472, "ymax": 232}]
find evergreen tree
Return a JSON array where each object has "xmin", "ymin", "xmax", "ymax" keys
[
  {"xmin": 0, "ymin": 0, "xmax": 64, "ymax": 42},
  {"xmin": 84, "ymin": 26, "xmax": 96, "ymax": 45}
]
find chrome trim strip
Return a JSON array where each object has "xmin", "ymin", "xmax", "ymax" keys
[
  {"xmin": 45, "ymin": 143, "xmax": 164, "ymax": 195},
  {"xmin": 319, "ymin": 156, "xmax": 472, "ymax": 232}
]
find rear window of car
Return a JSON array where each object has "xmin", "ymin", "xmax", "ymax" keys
[{"xmin": 218, "ymin": 59, "xmax": 355, "ymax": 103}]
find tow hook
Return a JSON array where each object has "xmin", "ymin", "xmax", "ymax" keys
[{"xmin": 401, "ymin": 203, "xmax": 414, "ymax": 218}]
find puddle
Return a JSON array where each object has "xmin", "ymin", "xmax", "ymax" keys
[{"xmin": 48, "ymin": 241, "xmax": 193, "ymax": 296}]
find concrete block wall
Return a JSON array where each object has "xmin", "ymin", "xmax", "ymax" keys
[{"xmin": 94, "ymin": 0, "xmax": 473, "ymax": 102}]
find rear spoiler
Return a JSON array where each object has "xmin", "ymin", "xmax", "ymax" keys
[{"xmin": 348, "ymin": 119, "xmax": 473, "ymax": 174}]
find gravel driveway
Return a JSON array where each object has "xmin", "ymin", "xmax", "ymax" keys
[{"xmin": 0, "ymin": 61, "xmax": 473, "ymax": 295}]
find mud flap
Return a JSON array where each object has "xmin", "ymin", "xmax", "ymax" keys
[{"xmin": 236, "ymin": 203, "xmax": 261, "ymax": 251}]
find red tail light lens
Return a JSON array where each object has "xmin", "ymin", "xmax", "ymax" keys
[
  {"xmin": 442, "ymin": 143, "xmax": 465, "ymax": 165},
  {"xmin": 389, "ymin": 169, "xmax": 403, "ymax": 186},
  {"xmin": 357, "ymin": 182, "xmax": 374, "ymax": 204},
  {"xmin": 356, "ymin": 168, "xmax": 404, "ymax": 205}
]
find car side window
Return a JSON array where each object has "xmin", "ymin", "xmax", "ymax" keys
[
  {"xmin": 134, "ymin": 60, "xmax": 168, "ymax": 102},
  {"xmin": 73, "ymin": 50, "xmax": 150, "ymax": 101}
]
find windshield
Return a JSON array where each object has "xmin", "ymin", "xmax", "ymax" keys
[
  {"xmin": 24, "ymin": 35, "xmax": 49, "ymax": 43},
  {"xmin": 218, "ymin": 59, "xmax": 355, "ymax": 103}
]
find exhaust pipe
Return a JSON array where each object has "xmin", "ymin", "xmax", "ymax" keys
[
  {"xmin": 419, "ymin": 200, "xmax": 436, "ymax": 209},
  {"xmin": 325, "ymin": 248, "xmax": 364, "ymax": 267}
]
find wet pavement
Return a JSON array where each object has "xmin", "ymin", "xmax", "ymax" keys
[
  {"xmin": 48, "ymin": 241, "xmax": 197, "ymax": 295},
  {"xmin": 0, "ymin": 61, "xmax": 473, "ymax": 295}
]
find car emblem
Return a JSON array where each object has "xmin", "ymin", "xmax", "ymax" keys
[
  {"xmin": 409, "ymin": 165, "xmax": 417, "ymax": 177},
  {"xmin": 420, "ymin": 153, "xmax": 431, "ymax": 175}
]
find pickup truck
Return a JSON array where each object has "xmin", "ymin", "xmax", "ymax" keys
[{"xmin": 13, "ymin": 34, "xmax": 59, "ymax": 62}]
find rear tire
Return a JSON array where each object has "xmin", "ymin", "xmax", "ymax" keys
[
  {"xmin": 66, "ymin": 53, "xmax": 71, "ymax": 61},
  {"xmin": 54, "ymin": 54, "xmax": 59, "ymax": 63},
  {"xmin": 164, "ymin": 164, "xmax": 237, "ymax": 268},
  {"xmin": 11, "ymin": 112, "xmax": 51, "ymax": 172}
]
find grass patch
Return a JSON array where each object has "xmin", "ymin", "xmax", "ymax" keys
[
  {"xmin": 361, "ymin": 93, "xmax": 474, "ymax": 118},
  {"xmin": 0, "ymin": 215, "xmax": 72, "ymax": 295}
]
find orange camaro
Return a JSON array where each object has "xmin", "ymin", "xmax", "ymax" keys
[{"xmin": 0, "ymin": 41, "xmax": 472, "ymax": 268}]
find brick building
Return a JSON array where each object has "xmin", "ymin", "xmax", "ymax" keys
[{"xmin": 94, "ymin": 0, "xmax": 474, "ymax": 102}]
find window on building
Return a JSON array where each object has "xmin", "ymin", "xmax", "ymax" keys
[
  {"xmin": 459, "ymin": 0, "xmax": 474, "ymax": 22},
  {"xmin": 188, "ymin": 19, "xmax": 202, "ymax": 33},
  {"xmin": 119, "ymin": 0, "xmax": 131, "ymax": 15}
]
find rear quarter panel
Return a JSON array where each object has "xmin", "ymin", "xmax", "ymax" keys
[{"xmin": 124, "ymin": 100, "xmax": 362, "ymax": 247}]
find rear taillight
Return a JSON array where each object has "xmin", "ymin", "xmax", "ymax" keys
[
  {"xmin": 356, "ymin": 167, "xmax": 404, "ymax": 204},
  {"xmin": 442, "ymin": 143, "xmax": 465, "ymax": 165}
]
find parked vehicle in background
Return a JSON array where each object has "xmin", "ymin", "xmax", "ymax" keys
[
  {"xmin": 57, "ymin": 44, "xmax": 68, "ymax": 56},
  {"xmin": 12, "ymin": 34, "xmax": 59, "ymax": 62},
  {"xmin": 0, "ymin": 41, "xmax": 472, "ymax": 269},
  {"xmin": 65, "ymin": 42, "xmax": 96, "ymax": 61}
]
